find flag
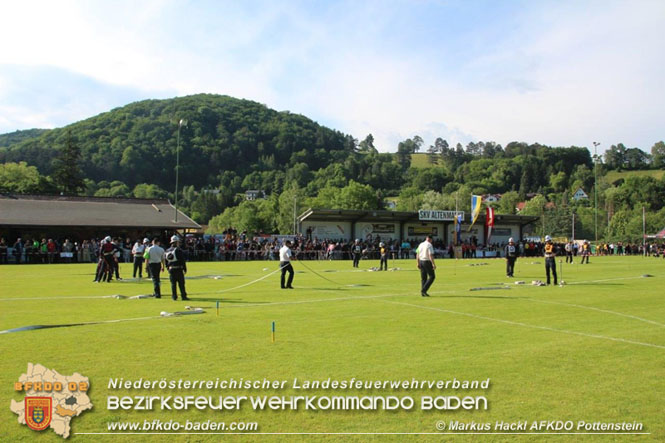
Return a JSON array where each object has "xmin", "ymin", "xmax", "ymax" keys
[
  {"xmin": 469, "ymin": 195, "xmax": 482, "ymax": 231},
  {"xmin": 484, "ymin": 207, "xmax": 495, "ymax": 244},
  {"xmin": 454, "ymin": 213, "xmax": 462, "ymax": 245}
]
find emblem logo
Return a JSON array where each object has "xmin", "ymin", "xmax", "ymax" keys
[{"xmin": 25, "ymin": 397, "xmax": 52, "ymax": 431}]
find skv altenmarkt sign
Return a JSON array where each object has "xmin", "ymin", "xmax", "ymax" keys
[{"xmin": 418, "ymin": 210, "xmax": 465, "ymax": 221}]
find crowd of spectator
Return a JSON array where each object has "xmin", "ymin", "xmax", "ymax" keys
[{"xmin": 0, "ymin": 231, "xmax": 663, "ymax": 265}]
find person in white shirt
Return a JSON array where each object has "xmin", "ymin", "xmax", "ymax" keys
[
  {"xmin": 279, "ymin": 240, "xmax": 295, "ymax": 289},
  {"xmin": 131, "ymin": 238, "xmax": 148, "ymax": 279},
  {"xmin": 416, "ymin": 235, "xmax": 436, "ymax": 297},
  {"xmin": 146, "ymin": 238, "xmax": 165, "ymax": 298}
]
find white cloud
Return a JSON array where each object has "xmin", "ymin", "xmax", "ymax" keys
[{"xmin": 0, "ymin": 0, "xmax": 663, "ymax": 153}]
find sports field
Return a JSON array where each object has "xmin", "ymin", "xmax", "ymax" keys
[{"xmin": 1, "ymin": 256, "xmax": 663, "ymax": 441}]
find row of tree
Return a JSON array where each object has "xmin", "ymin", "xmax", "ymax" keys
[{"xmin": 1, "ymin": 94, "xmax": 664, "ymax": 242}]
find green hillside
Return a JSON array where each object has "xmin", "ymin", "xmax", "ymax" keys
[
  {"xmin": 604, "ymin": 169, "xmax": 665, "ymax": 185},
  {"xmin": 0, "ymin": 94, "xmax": 354, "ymax": 191},
  {"xmin": 0, "ymin": 128, "xmax": 50, "ymax": 148}
]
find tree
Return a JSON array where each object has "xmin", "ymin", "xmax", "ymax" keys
[
  {"xmin": 132, "ymin": 183, "xmax": 168, "ymax": 199},
  {"xmin": 549, "ymin": 171, "xmax": 568, "ymax": 193},
  {"xmin": 420, "ymin": 191, "xmax": 447, "ymax": 210},
  {"xmin": 604, "ymin": 143, "xmax": 627, "ymax": 170},
  {"xmin": 358, "ymin": 134, "xmax": 377, "ymax": 153},
  {"xmin": 498, "ymin": 191, "xmax": 520, "ymax": 215},
  {"xmin": 52, "ymin": 131, "xmax": 85, "ymax": 194},
  {"xmin": 651, "ymin": 141, "xmax": 665, "ymax": 168},
  {"xmin": 0, "ymin": 162, "xmax": 51, "ymax": 193},
  {"xmin": 426, "ymin": 144, "xmax": 438, "ymax": 165},
  {"xmin": 396, "ymin": 137, "xmax": 421, "ymax": 170},
  {"xmin": 277, "ymin": 184, "xmax": 306, "ymax": 234},
  {"xmin": 624, "ymin": 148, "xmax": 650, "ymax": 170}
]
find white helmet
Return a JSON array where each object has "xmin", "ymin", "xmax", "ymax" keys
[
  {"xmin": 508, "ymin": 237, "xmax": 514, "ymax": 243},
  {"xmin": 104, "ymin": 236, "xmax": 112, "ymax": 242},
  {"xmin": 143, "ymin": 238, "xmax": 150, "ymax": 244},
  {"xmin": 170, "ymin": 235, "xmax": 180, "ymax": 244},
  {"xmin": 545, "ymin": 235, "xmax": 552, "ymax": 242},
  {"xmin": 379, "ymin": 242, "xmax": 385, "ymax": 247}
]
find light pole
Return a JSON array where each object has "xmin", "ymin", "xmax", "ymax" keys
[
  {"xmin": 175, "ymin": 119, "xmax": 187, "ymax": 222},
  {"xmin": 593, "ymin": 141, "xmax": 600, "ymax": 244}
]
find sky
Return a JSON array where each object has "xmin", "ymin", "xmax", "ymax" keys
[{"xmin": 1, "ymin": 0, "xmax": 664, "ymax": 154}]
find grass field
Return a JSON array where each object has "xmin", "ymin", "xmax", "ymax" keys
[{"xmin": 1, "ymin": 256, "xmax": 664, "ymax": 441}]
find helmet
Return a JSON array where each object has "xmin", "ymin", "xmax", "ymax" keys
[
  {"xmin": 170, "ymin": 235, "xmax": 180, "ymax": 244},
  {"xmin": 545, "ymin": 235, "xmax": 552, "ymax": 242},
  {"xmin": 508, "ymin": 237, "xmax": 514, "ymax": 243},
  {"xmin": 380, "ymin": 242, "xmax": 385, "ymax": 247},
  {"xmin": 355, "ymin": 239, "xmax": 360, "ymax": 243},
  {"xmin": 143, "ymin": 238, "xmax": 150, "ymax": 244},
  {"xmin": 104, "ymin": 235, "xmax": 112, "ymax": 242}
]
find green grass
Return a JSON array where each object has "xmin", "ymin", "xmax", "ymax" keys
[
  {"xmin": 604, "ymin": 169, "xmax": 665, "ymax": 184},
  {"xmin": 410, "ymin": 153, "xmax": 441, "ymax": 168},
  {"xmin": 1, "ymin": 257, "xmax": 664, "ymax": 441}
]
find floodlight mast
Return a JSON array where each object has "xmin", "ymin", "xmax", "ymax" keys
[
  {"xmin": 593, "ymin": 141, "xmax": 600, "ymax": 244},
  {"xmin": 175, "ymin": 119, "xmax": 187, "ymax": 223}
]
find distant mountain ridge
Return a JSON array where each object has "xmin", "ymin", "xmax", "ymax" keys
[
  {"xmin": 0, "ymin": 94, "xmax": 354, "ymax": 191},
  {"xmin": 0, "ymin": 128, "xmax": 50, "ymax": 148}
]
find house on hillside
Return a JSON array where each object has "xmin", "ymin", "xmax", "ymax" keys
[
  {"xmin": 572, "ymin": 188, "xmax": 589, "ymax": 201},
  {"xmin": 245, "ymin": 190, "xmax": 266, "ymax": 201},
  {"xmin": 482, "ymin": 194, "xmax": 501, "ymax": 203}
]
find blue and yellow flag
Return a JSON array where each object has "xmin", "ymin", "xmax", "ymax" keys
[
  {"xmin": 454, "ymin": 213, "xmax": 462, "ymax": 245},
  {"xmin": 469, "ymin": 195, "xmax": 482, "ymax": 231}
]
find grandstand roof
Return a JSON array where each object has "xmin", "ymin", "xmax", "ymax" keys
[
  {"xmin": 0, "ymin": 194, "xmax": 200, "ymax": 229},
  {"xmin": 298, "ymin": 208, "xmax": 539, "ymax": 225}
]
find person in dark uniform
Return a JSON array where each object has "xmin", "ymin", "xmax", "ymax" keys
[
  {"xmin": 279, "ymin": 240, "xmax": 295, "ymax": 289},
  {"xmin": 95, "ymin": 236, "xmax": 115, "ymax": 282},
  {"xmin": 544, "ymin": 235, "xmax": 558, "ymax": 285},
  {"xmin": 504, "ymin": 237, "xmax": 518, "ymax": 277},
  {"xmin": 416, "ymin": 235, "xmax": 436, "ymax": 297},
  {"xmin": 165, "ymin": 235, "xmax": 189, "ymax": 301},
  {"xmin": 0, "ymin": 238, "xmax": 8, "ymax": 264},
  {"xmin": 379, "ymin": 242, "xmax": 388, "ymax": 271},
  {"xmin": 352, "ymin": 239, "xmax": 362, "ymax": 268},
  {"xmin": 111, "ymin": 238, "xmax": 122, "ymax": 281}
]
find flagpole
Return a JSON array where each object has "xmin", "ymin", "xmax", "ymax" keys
[{"xmin": 642, "ymin": 206, "xmax": 646, "ymax": 257}]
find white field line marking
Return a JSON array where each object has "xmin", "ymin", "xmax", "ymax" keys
[
  {"xmin": 565, "ymin": 275, "xmax": 654, "ymax": 285},
  {"xmin": 212, "ymin": 266, "xmax": 286, "ymax": 294},
  {"xmin": 381, "ymin": 300, "xmax": 665, "ymax": 350},
  {"xmin": 219, "ymin": 289, "xmax": 462, "ymax": 308},
  {"xmin": 525, "ymin": 298, "xmax": 665, "ymax": 328}
]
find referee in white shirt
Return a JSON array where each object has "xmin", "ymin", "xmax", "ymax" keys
[
  {"xmin": 416, "ymin": 235, "xmax": 436, "ymax": 297},
  {"xmin": 279, "ymin": 240, "xmax": 295, "ymax": 289}
]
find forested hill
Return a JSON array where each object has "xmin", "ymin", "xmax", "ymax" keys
[
  {"xmin": 0, "ymin": 94, "xmax": 355, "ymax": 190},
  {"xmin": 0, "ymin": 128, "xmax": 50, "ymax": 148},
  {"xmin": 2, "ymin": 93, "xmax": 664, "ymax": 240}
]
